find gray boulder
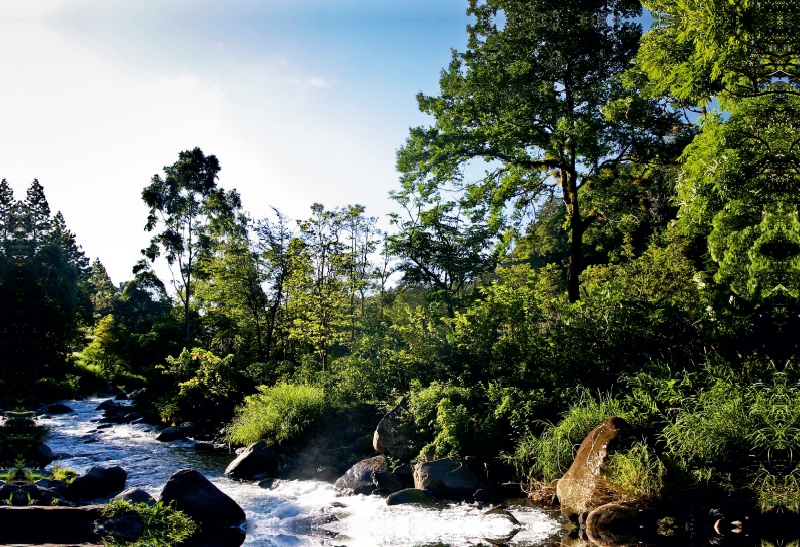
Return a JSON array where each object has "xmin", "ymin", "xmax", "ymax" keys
[
  {"xmin": 156, "ymin": 427, "xmax": 185, "ymax": 442},
  {"xmin": 95, "ymin": 400, "xmax": 121, "ymax": 412},
  {"xmin": 372, "ymin": 471, "xmax": 402, "ymax": 494},
  {"xmin": 413, "ymin": 457, "xmax": 478, "ymax": 495},
  {"xmin": 224, "ymin": 441, "xmax": 278, "ymax": 480},
  {"xmin": 159, "ymin": 468, "xmax": 246, "ymax": 527},
  {"xmin": 112, "ymin": 487, "xmax": 156, "ymax": 506},
  {"xmin": 66, "ymin": 466, "xmax": 127, "ymax": 501},
  {"xmin": 334, "ymin": 455, "xmax": 389, "ymax": 496},
  {"xmin": 373, "ymin": 398, "xmax": 412, "ymax": 459},
  {"xmin": 386, "ymin": 488, "xmax": 435, "ymax": 505},
  {"xmin": 46, "ymin": 403, "xmax": 74, "ymax": 414}
]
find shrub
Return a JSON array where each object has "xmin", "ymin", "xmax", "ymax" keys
[{"xmin": 226, "ymin": 383, "xmax": 326, "ymax": 446}]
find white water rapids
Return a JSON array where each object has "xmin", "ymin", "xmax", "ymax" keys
[{"xmin": 40, "ymin": 398, "xmax": 561, "ymax": 547}]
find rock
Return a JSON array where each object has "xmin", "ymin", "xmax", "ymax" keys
[
  {"xmin": 112, "ymin": 487, "xmax": 156, "ymax": 506},
  {"xmin": 556, "ymin": 416, "xmax": 628, "ymax": 517},
  {"xmin": 334, "ymin": 455, "xmax": 389, "ymax": 496},
  {"xmin": 372, "ymin": 471, "xmax": 402, "ymax": 494},
  {"xmin": 156, "ymin": 427, "xmax": 185, "ymax": 442},
  {"xmin": 159, "ymin": 468, "xmax": 246, "ymax": 527},
  {"xmin": 35, "ymin": 479, "xmax": 67, "ymax": 495},
  {"xmin": 97, "ymin": 424, "xmax": 113, "ymax": 430},
  {"xmin": 66, "ymin": 466, "xmax": 127, "ymax": 501},
  {"xmin": 393, "ymin": 464, "xmax": 414, "ymax": 489},
  {"xmin": 179, "ymin": 422, "xmax": 197, "ymax": 433},
  {"xmin": 92, "ymin": 512, "xmax": 144, "ymax": 542},
  {"xmin": 386, "ymin": 488, "xmax": 435, "ymax": 506},
  {"xmin": 114, "ymin": 392, "xmax": 129, "ymax": 400},
  {"xmin": 224, "ymin": 441, "xmax": 278, "ymax": 480},
  {"xmin": 585, "ymin": 503, "xmax": 640, "ymax": 547},
  {"xmin": 257, "ymin": 478, "xmax": 280, "ymax": 489},
  {"xmin": 95, "ymin": 400, "xmax": 121, "ymax": 411},
  {"xmin": 35, "ymin": 444, "xmax": 54, "ymax": 466},
  {"xmin": 130, "ymin": 417, "xmax": 145, "ymax": 425},
  {"xmin": 46, "ymin": 403, "xmax": 74, "ymax": 414},
  {"xmin": 473, "ymin": 489, "xmax": 492, "ymax": 503},
  {"xmin": 373, "ymin": 398, "xmax": 412, "ymax": 459},
  {"xmin": 123, "ymin": 412, "xmax": 143, "ymax": 423},
  {"xmin": 413, "ymin": 457, "xmax": 478, "ymax": 496}
]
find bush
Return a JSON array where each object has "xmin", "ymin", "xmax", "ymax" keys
[{"xmin": 226, "ymin": 383, "xmax": 326, "ymax": 446}]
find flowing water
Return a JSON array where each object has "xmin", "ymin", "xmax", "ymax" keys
[{"xmin": 40, "ymin": 398, "xmax": 562, "ymax": 547}]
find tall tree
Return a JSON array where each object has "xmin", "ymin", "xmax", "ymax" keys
[
  {"xmin": 140, "ymin": 147, "xmax": 240, "ymax": 340},
  {"xmin": 396, "ymin": 0, "xmax": 684, "ymax": 301}
]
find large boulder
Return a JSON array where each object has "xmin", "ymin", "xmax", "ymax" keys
[
  {"xmin": 373, "ymin": 398, "xmax": 412, "ymax": 459},
  {"xmin": 386, "ymin": 488, "xmax": 435, "ymax": 506},
  {"xmin": 159, "ymin": 469, "xmax": 246, "ymax": 527},
  {"xmin": 224, "ymin": 441, "xmax": 278, "ymax": 480},
  {"xmin": 92, "ymin": 512, "xmax": 145, "ymax": 542},
  {"xmin": 46, "ymin": 403, "xmax": 74, "ymax": 414},
  {"xmin": 156, "ymin": 427, "xmax": 185, "ymax": 442},
  {"xmin": 334, "ymin": 456, "xmax": 389, "ymax": 496},
  {"xmin": 585, "ymin": 503, "xmax": 640, "ymax": 546},
  {"xmin": 556, "ymin": 416, "xmax": 628, "ymax": 517},
  {"xmin": 413, "ymin": 457, "xmax": 478, "ymax": 496},
  {"xmin": 65, "ymin": 466, "xmax": 127, "ymax": 501}
]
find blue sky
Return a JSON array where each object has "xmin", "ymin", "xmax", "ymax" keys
[
  {"xmin": 0, "ymin": 1, "xmax": 652, "ymax": 285},
  {"xmin": 0, "ymin": 0, "xmax": 471, "ymax": 284}
]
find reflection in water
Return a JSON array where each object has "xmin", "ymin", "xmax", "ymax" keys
[{"xmin": 41, "ymin": 398, "xmax": 561, "ymax": 546}]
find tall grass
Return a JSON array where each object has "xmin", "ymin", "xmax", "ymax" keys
[
  {"xmin": 226, "ymin": 383, "xmax": 326, "ymax": 446},
  {"xmin": 603, "ymin": 441, "xmax": 666, "ymax": 502}
]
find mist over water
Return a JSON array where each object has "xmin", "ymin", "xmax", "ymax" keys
[{"xmin": 41, "ymin": 398, "xmax": 561, "ymax": 547}]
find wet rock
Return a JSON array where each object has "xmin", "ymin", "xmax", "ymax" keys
[
  {"xmin": 95, "ymin": 400, "xmax": 121, "ymax": 412},
  {"xmin": 257, "ymin": 478, "xmax": 280, "ymax": 489},
  {"xmin": 224, "ymin": 441, "xmax": 278, "ymax": 480},
  {"xmin": 159, "ymin": 468, "xmax": 246, "ymax": 527},
  {"xmin": 112, "ymin": 487, "xmax": 156, "ymax": 506},
  {"xmin": 373, "ymin": 398, "xmax": 412, "ymax": 459},
  {"xmin": 33, "ymin": 443, "xmax": 54, "ymax": 466},
  {"xmin": 413, "ymin": 457, "xmax": 478, "ymax": 496},
  {"xmin": 372, "ymin": 471, "xmax": 402, "ymax": 495},
  {"xmin": 473, "ymin": 489, "xmax": 492, "ymax": 503},
  {"xmin": 46, "ymin": 403, "xmax": 74, "ymax": 414},
  {"xmin": 334, "ymin": 455, "xmax": 389, "ymax": 496},
  {"xmin": 156, "ymin": 427, "xmax": 185, "ymax": 442},
  {"xmin": 585, "ymin": 503, "xmax": 640, "ymax": 546},
  {"xmin": 123, "ymin": 412, "xmax": 143, "ymax": 423},
  {"xmin": 555, "ymin": 416, "xmax": 628, "ymax": 517},
  {"xmin": 386, "ymin": 488, "xmax": 435, "ymax": 506},
  {"xmin": 83, "ymin": 436, "xmax": 99, "ymax": 444},
  {"xmin": 92, "ymin": 512, "xmax": 144, "ymax": 542},
  {"xmin": 66, "ymin": 466, "xmax": 127, "ymax": 501},
  {"xmin": 97, "ymin": 424, "xmax": 113, "ymax": 430},
  {"xmin": 114, "ymin": 392, "xmax": 129, "ymax": 400},
  {"xmin": 393, "ymin": 464, "xmax": 414, "ymax": 489}
]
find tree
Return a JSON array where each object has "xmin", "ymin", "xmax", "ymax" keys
[
  {"xmin": 397, "ymin": 0, "xmax": 686, "ymax": 301},
  {"xmin": 140, "ymin": 147, "xmax": 240, "ymax": 340},
  {"xmin": 387, "ymin": 195, "xmax": 495, "ymax": 318}
]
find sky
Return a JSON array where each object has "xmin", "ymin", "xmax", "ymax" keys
[{"xmin": 0, "ymin": 0, "xmax": 472, "ymax": 285}]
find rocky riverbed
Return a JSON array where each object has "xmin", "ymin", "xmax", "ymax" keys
[{"xmin": 39, "ymin": 397, "xmax": 561, "ymax": 546}]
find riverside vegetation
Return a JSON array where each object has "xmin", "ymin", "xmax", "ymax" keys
[{"xmin": 0, "ymin": 0, "xmax": 799, "ymax": 528}]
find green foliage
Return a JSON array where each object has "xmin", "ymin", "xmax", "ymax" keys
[
  {"xmin": 603, "ymin": 442, "xmax": 667, "ymax": 503},
  {"xmin": 226, "ymin": 383, "xmax": 326, "ymax": 446},
  {"xmin": 102, "ymin": 500, "xmax": 196, "ymax": 547}
]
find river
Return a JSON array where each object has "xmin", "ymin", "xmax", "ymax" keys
[{"xmin": 40, "ymin": 397, "xmax": 562, "ymax": 547}]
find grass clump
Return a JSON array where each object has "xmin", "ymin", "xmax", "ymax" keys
[
  {"xmin": 226, "ymin": 383, "xmax": 326, "ymax": 446},
  {"xmin": 101, "ymin": 499, "xmax": 196, "ymax": 547},
  {"xmin": 603, "ymin": 441, "xmax": 666, "ymax": 502}
]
